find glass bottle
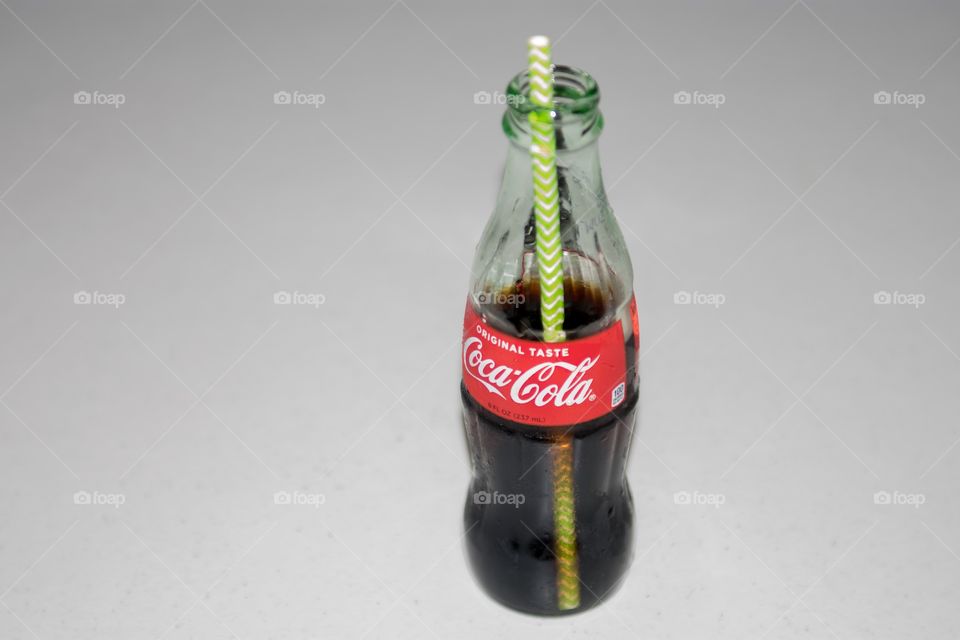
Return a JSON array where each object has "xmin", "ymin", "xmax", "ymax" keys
[{"xmin": 461, "ymin": 65, "xmax": 639, "ymax": 615}]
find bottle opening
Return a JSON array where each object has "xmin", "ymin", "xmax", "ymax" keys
[
  {"xmin": 506, "ymin": 65, "xmax": 600, "ymax": 117},
  {"xmin": 503, "ymin": 65, "xmax": 603, "ymax": 150}
]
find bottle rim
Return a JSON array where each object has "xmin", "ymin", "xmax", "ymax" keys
[
  {"xmin": 505, "ymin": 64, "xmax": 600, "ymax": 118},
  {"xmin": 502, "ymin": 65, "xmax": 603, "ymax": 151}
]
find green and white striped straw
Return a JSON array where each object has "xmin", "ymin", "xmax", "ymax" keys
[
  {"xmin": 527, "ymin": 35, "xmax": 580, "ymax": 611},
  {"xmin": 528, "ymin": 35, "xmax": 565, "ymax": 344}
]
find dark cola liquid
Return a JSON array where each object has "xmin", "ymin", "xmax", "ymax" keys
[{"xmin": 462, "ymin": 280, "xmax": 638, "ymax": 615}]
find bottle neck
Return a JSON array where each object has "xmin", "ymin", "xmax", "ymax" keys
[
  {"xmin": 497, "ymin": 138, "xmax": 608, "ymax": 230},
  {"xmin": 498, "ymin": 64, "xmax": 608, "ymax": 220},
  {"xmin": 468, "ymin": 64, "xmax": 633, "ymax": 340}
]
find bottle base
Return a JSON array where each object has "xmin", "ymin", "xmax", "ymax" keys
[
  {"xmin": 463, "ymin": 491, "xmax": 634, "ymax": 617},
  {"xmin": 472, "ymin": 571, "xmax": 630, "ymax": 617}
]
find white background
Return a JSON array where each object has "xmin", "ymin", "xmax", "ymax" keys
[{"xmin": 1, "ymin": 1, "xmax": 959, "ymax": 637}]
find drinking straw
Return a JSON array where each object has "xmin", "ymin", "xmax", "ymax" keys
[
  {"xmin": 552, "ymin": 437, "xmax": 579, "ymax": 610},
  {"xmin": 527, "ymin": 35, "xmax": 580, "ymax": 611},
  {"xmin": 528, "ymin": 36, "xmax": 565, "ymax": 344}
]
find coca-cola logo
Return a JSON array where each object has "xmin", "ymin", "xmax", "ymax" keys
[{"xmin": 462, "ymin": 337, "xmax": 598, "ymax": 408}]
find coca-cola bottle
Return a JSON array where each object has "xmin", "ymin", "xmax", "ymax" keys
[{"xmin": 461, "ymin": 64, "xmax": 639, "ymax": 615}]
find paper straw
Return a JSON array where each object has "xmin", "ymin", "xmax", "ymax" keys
[
  {"xmin": 552, "ymin": 437, "xmax": 579, "ymax": 610},
  {"xmin": 527, "ymin": 34, "xmax": 580, "ymax": 611},
  {"xmin": 528, "ymin": 35, "xmax": 566, "ymax": 344}
]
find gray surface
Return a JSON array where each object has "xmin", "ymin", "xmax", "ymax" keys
[{"xmin": 2, "ymin": 1, "xmax": 959, "ymax": 638}]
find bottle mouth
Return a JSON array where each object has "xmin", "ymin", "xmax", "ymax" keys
[
  {"xmin": 505, "ymin": 65, "xmax": 600, "ymax": 118},
  {"xmin": 503, "ymin": 65, "xmax": 602, "ymax": 150}
]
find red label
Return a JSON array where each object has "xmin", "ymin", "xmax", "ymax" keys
[{"xmin": 462, "ymin": 300, "xmax": 628, "ymax": 427}]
